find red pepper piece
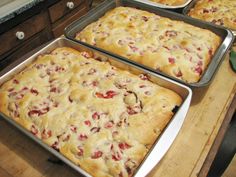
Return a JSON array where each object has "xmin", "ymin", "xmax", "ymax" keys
[
  {"xmin": 77, "ymin": 146, "xmax": 84, "ymax": 156},
  {"xmin": 128, "ymin": 45, "xmax": 139, "ymax": 52},
  {"xmin": 30, "ymin": 125, "xmax": 38, "ymax": 135},
  {"xmin": 30, "ymin": 88, "xmax": 39, "ymax": 95},
  {"xmin": 92, "ymin": 112, "xmax": 100, "ymax": 120},
  {"xmin": 90, "ymin": 127, "xmax": 100, "ymax": 133},
  {"xmin": 175, "ymin": 70, "xmax": 183, "ymax": 77},
  {"xmin": 168, "ymin": 57, "xmax": 175, "ymax": 64},
  {"xmin": 81, "ymin": 51, "xmax": 91, "ymax": 58},
  {"xmin": 78, "ymin": 134, "xmax": 88, "ymax": 141},
  {"xmin": 51, "ymin": 141, "xmax": 59, "ymax": 151},
  {"xmin": 95, "ymin": 91, "xmax": 118, "ymax": 99},
  {"xmin": 195, "ymin": 66, "xmax": 203, "ymax": 75},
  {"xmin": 84, "ymin": 120, "xmax": 91, "ymax": 126},
  {"xmin": 42, "ymin": 129, "xmax": 52, "ymax": 139},
  {"xmin": 139, "ymin": 73, "xmax": 150, "ymax": 80},
  {"xmin": 13, "ymin": 79, "xmax": 19, "ymax": 84},
  {"xmin": 28, "ymin": 110, "xmax": 42, "ymax": 117},
  {"xmin": 70, "ymin": 125, "xmax": 77, "ymax": 133},
  {"xmin": 119, "ymin": 143, "xmax": 131, "ymax": 150},
  {"xmin": 112, "ymin": 152, "xmax": 122, "ymax": 161},
  {"xmin": 91, "ymin": 151, "xmax": 103, "ymax": 159},
  {"xmin": 104, "ymin": 121, "xmax": 114, "ymax": 128},
  {"xmin": 127, "ymin": 106, "xmax": 138, "ymax": 115}
]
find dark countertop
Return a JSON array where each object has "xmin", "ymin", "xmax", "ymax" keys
[
  {"xmin": 0, "ymin": 0, "xmax": 44, "ymax": 25},
  {"xmin": 0, "ymin": 0, "xmax": 60, "ymax": 34}
]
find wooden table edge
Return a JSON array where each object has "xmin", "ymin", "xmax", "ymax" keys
[{"xmin": 198, "ymin": 85, "xmax": 236, "ymax": 177}]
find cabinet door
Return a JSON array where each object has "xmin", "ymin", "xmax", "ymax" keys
[
  {"xmin": 52, "ymin": 4, "xmax": 87, "ymax": 38},
  {"xmin": 0, "ymin": 30, "xmax": 52, "ymax": 71},
  {"xmin": 0, "ymin": 12, "xmax": 47, "ymax": 57},
  {"xmin": 49, "ymin": 0, "xmax": 86, "ymax": 23}
]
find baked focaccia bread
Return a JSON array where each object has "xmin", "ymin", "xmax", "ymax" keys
[
  {"xmin": 188, "ymin": 0, "xmax": 236, "ymax": 31},
  {"xmin": 76, "ymin": 7, "xmax": 221, "ymax": 83},
  {"xmin": 148, "ymin": 0, "xmax": 188, "ymax": 6},
  {"xmin": 0, "ymin": 47, "xmax": 182, "ymax": 177}
]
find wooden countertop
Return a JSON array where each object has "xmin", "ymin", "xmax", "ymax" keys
[{"xmin": 0, "ymin": 47, "xmax": 236, "ymax": 177}]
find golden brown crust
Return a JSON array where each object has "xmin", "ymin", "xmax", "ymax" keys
[
  {"xmin": 76, "ymin": 7, "xmax": 221, "ymax": 83},
  {"xmin": 0, "ymin": 47, "xmax": 182, "ymax": 177},
  {"xmin": 188, "ymin": 0, "xmax": 236, "ymax": 31}
]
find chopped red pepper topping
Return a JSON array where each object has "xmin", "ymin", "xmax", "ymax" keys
[
  {"xmin": 91, "ymin": 151, "xmax": 103, "ymax": 159},
  {"xmin": 42, "ymin": 129, "xmax": 52, "ymax": 139},
  {"xmin": 30, "ymin": 125, "xmax": 38, "ymax": 135},
  {"xmin": 92, "ymin": 112, "xmax": 100, "ymax": 120},
  {"xmin": 112, "ymin": 152, "xmax": 122, "ymax": 161},
  {"xmin": 168, "ymin": 57, "xmax": 175, "ymax": 64},
  {"xmin": 119, "ymin": 142, "xmax": 131, "ymax": 150},
  {"xmin": 95, "ymin": 91, "xmax": 118, "ymax": 99},
  {"xmin": 195, "ymin": 66, "xmax": 203, "ymax": 75},
  {"xmin": 84, "ymin": 120, "xmax": 91, "ymax": 126},
  {"xmin": 139, "ymin": 74, "xmax": 150, "ymax": 80},
  {"xmin": 127, "ymin": 106, "xmax": 139, "ymax": 115},
  {"xmin": 13, "ymin": 79, "xmax": 19, "ymax": 84},
  {"xmin": 81, "ymin": 51, "xmax": 91, "ymax": 58},
  {"xmin": 30, "ymin": 88, "xmax": 39, "ymax": 95},
  {"xmin": 70, "ymin": 125, "xmax": 77, "ymax": 133},
  {"xmin": 77, "ymin": 146, "xmax": 84, "ymax": 156},
  {"xmin": 128, "ymin": 45, "xmax": 139, "ymax": 52},
  {"xmin": 175, "ymin": 70, "xmax": 183, "ymax": 77},
  {"xmin": 104, "ymin": 121, "xmax": 114, "ymax": 128},
  {"xmin": 51, "ymin": 141, "xmax": 59, "ymax": 151},
  {"xmin": 197, "ymin": 60, "xmax": 203, "ymax": 66},
  {"xmin": 90, "ymin": 127, "xmax": 100, "ymax": 133},
  {"xmin": 78, "ymin": 134, "xmax": 88, "ymax": 141}
]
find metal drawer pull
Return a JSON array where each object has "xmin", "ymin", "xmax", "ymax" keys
[
  {"xmin": 67, "ymin": 2, "xmax": 74, "ymax": 9},
  {"xmin": 16, "ymin": 31, "xmax": 25, "ymax": 40}
]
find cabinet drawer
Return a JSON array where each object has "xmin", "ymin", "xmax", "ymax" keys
[
  {"xmin": 0, "ymin": 13, "xmax": 47, "ymax": 57},
  {"xmin": 49, "ymin": 0, "xmax": 85, "ymax": 23},
  {"xmin": 52, "ymin": 5, "xmax": 87, "ymax": 37},
  {"xmin": 0, "ymin": 30, "xmax": 52, "ymax": 71}
]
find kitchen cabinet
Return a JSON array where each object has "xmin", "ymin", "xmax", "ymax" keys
[{"xmin": 0, "ymin": 0, "xmax": 89, "ymax": 71}]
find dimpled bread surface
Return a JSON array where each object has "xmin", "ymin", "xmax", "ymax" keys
[
  {"xmin": 188, "ymin": 0, "xmax": 236, "ymax": 31},
  {"xmin": 76, "ymin": 7, "xmax": 221, "ymax": 83},
  {"xmin": 0, "ymin": 47, "xmax": 182, "ymax": 177}
]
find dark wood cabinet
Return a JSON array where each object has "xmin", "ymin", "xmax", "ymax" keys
[{"xmin": 0, "ymin": 0, "xmax": 89, "ymax": 70}]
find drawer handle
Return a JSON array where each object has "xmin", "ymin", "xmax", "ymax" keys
[
  {"xmin": 67, "ymin": 2, "xmax": 74, "ymax": 9},
  {"xmin": 16, "ymin": 31, "xmax": 25, "ymax": 40}
]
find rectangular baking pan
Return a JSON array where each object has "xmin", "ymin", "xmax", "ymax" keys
[
  {"xmin": 64, "ymin": 0, "xmax": 235, "ymax": 88},
  {"xmin": 0, "ymin": 37, "xmax": 192, "ymax": 177},
  {"xmin": 183, "ymin": 0, "xmax": 236, "ymax": 37},
  {"xmin": 132, "ymin": 0, "xmax": 192, "ymax": 9}
]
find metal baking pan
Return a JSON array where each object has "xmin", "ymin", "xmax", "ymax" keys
[
  {"xmin": 182, "ymin": 0, "xmax": 236, "ymax": 36},
  {"xmin": 0, "ymin": 37, "xmax": 192, "ymax": 177},
  {"xmin": 64, "ymin": 0, "xmax": 235, "ymax": 88},
  {"xmin": 132, "ymin": 0, "xmax": 192, "ymax": 9}
]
